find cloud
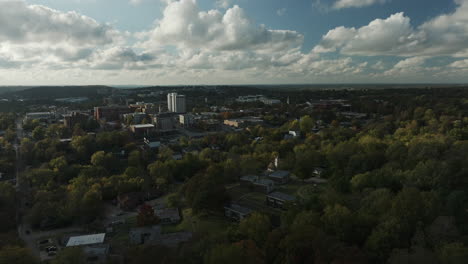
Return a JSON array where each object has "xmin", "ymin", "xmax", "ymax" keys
[
  {"xmin": 0, "ymin": 0, "xmax": 125, "ymax": 69},
  {"xmin": 277, "ymin": 8, "xmax": 286, "ymax": 16},
  {"xmin": 315, "ymin": 0, "xmax": 468, "ymax": 57},
  {"xmin": 333, "ymin": 0, "xmax": 388, "ymax": 9},
  {"xmin": 215, "ymin": 0, "xmax": 232, "ymax": 9},
  {"xmin": 129, "ymin": 0, "xmax": 143, "ymax": 5},
  {"xmin": 138, "ymin": 0, "xmax": 303, "ymax": 52},
  {"xmin": 0, "ymin": 1, "xmax": 119, "ymax": 46},
  {"xmin": 450, "ymin": 59, "xmax": 468, "ymax": 68}
]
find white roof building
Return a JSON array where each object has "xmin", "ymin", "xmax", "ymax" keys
[{"xmin": 66, "ymin": 233, "xmax": 106, "ymax": 247}]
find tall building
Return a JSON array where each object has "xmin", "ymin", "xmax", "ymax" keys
[{"xmin": 167, "ymin": 93, "xmax": 187, "ymax": 113}]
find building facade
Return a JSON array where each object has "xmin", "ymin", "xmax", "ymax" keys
[
  {"xmin": 167, "ymin": 93, "xmax": 187, "ymax": 113},
  {"xmin": 94, "ymin": 106, "xmax": 133, "ymax": 122}
]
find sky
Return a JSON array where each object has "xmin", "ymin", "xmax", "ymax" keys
[{"xmin": 1, "ymin": 0, "xmax": 468, "ymax": 85}]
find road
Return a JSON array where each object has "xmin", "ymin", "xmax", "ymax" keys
[{"xmin": 13, "ymin": 118, "xmax": 38, "ymax": 256}]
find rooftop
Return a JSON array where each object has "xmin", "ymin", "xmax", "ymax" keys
[
  {"xmin": 267, "ymin": 192, "xmax": 296, "ymax": 202},
  {"xmin": 269, "ymin": 170, "xmax": 290, "ymax": 179},
  {"xmin": 224, "ymin": 204, "xmax": 253, "ymax": 215},
  {"xmin": 132, "ymin": 124, "xmax": 155, "ymax": 129},
  {"xmin": 66, "ymin": 233, "xmax": 106, "ymax": 247}
]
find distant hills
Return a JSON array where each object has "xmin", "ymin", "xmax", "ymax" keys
[
  {"xmin": 1, "ymin": 85, "xmax": 113, "ymax": 99},
  {"xmin": 0, "ymin": 86, "xmax": 33, "ymax": 95}
]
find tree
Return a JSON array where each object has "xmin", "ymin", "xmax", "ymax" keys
[
  {"xmin": 0, "ymin": 246, "xmax": 38, "ymax": 264},
  {"xmin": 239, "ymin": 213, "xmax": 271, "ymax": 246},
  {"xmin": 299, "ymin": 115, "xmax": 314, "ymax": 135},
  {"xmin": 321, "ymin": 204, "xmax": 353, "ymax": 241},
  {"xmin": 90, "ymin": 151, "xmax": 118, "ymax": 173},
  {"xmin": 137, "ymin": 204, "xmax": 159, "ymax": 227},
  {"xmin": 49, "ymin": 156, "xmax": 68, "ymax": 173},
  {"xmin": 437, "ymin": 243, "xmax": 468, "ymax": 264},
  {"xmin": 32, "ymin": 126, "xmax": 46, "ymax": 141},
  {"xmin": 51, "ymin": 247, "xmax": 85, "ymax": 264},
  {"xmin": 204, "ymin": 241, "xmax": 263, "ymax": 264}
]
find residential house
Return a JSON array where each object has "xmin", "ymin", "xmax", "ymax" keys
[
  {"xmin": 266, "ymin": 192, "xmax": 296, "ymax": 210},
  {"xmin": 268, "ymin": 170, "xmax": 290, "ymax": 184},
  {"xmin": 154, "ymin": 208, "xmax": 181, "ymax": 225},
  {"xmin": 66, "ymin": 233, "xmax": 109, "ymax": 263},
  {"xmin": 224, "ymin": 204, "xmax": 253, "ymax": 221}
]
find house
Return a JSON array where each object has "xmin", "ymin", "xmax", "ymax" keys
[
  {"xmin": 117, "ymin": 191, "xmax": 161, "ymax": 211},
  {"xmin": 129, "ymin": 226, "xmax": 192, "ymax": 247},
  {"xmin": 266, "ymin": 192, "xmax": 296, "ymax": 210},
  {"xmin": 253, "ymin": 179, "xmax": 275, "ymax": 194},
  {"xmin": 240, "ymin": 175, "xmax": 259, "ymax": 186},
  {"xmin": 224, "ymin": 204, "xmax": 253, "ymax": 221},
  {"xmin": 117, "ymin": 192, "xmax": 144, "ymax": 211},
  {"xmin": 144, "ymin": 138, "xmax": 161, "ymax": 149},
  {"xmin": 129, "ymin": 226, "xmax": 162, "ymax": 245},
  {"xmin": 268, "ymin": 170, "xmax": 290, "ymax": 184},
  {"xmin": 66, "ymin": 233, "xmax": 109, "ymax": 263},
  {"xmin": 154, "ymin": 208, "xmax": 181, "ymax": 225},
  {"xmin": 289, "ymin": 131, "xmax": 301, "ymax": 138},
  {"xmin": 313, "ymin": 167, "xmax": 325, "ymax": 177},
  {"xmin": 240, "ymin": 175, "xmax": 275, "ymax": 193},
  {"xmin": 172, "ymin": 153, "xmax": 183, "ymax": 160}
]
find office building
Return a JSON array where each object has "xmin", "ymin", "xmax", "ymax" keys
[
  {"xmin": 94, "ymin": 106, "xmax": 132, "ymax": 122},
  {"xmin": 153, "ymin": 114, "xmax": 174, "ymax": 131},
  {"xmin": 179, "ymin": 114, "xmax": 194, "ymax": 127},
  {"xmin": 167, "ymin": 93, "xmax": 187, "ymax": 113}
]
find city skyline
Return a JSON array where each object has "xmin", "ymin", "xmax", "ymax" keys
[{"xmin": 1, "ymin": 0, "xmax": 468, "ymax": 85}]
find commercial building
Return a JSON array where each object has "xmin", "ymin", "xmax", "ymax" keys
[
  {"xmin": 25, "ymin": 112, "xmax": 56, "ymax": 123},
  {"xmin": 63, "ymin": 112, "xmax": 91, "ymax": 129},
  {"xmin": 153, "ymin": 114, "xmax": 174, "ymax": 131},
  {"xmin": 167, "ymin": 93, "xmax": 186, "ymax": 113},
  {"xmin": 94, "ymin": 106, "xmax": 132, "ymax": 122},
  {"xmin": 179, "ymin": 114, "xmax": 194, "ymax": 127},
  {"xmin": 130, "ymin": 124, "xmax": 155, "ymax": 137},
  {"xmin": 224, "ymin": 117, "xmax": 264, "ymax": 128},
  {"xmin": 123, "ymin": 112, "xmax": 148, "ymax": 124}
]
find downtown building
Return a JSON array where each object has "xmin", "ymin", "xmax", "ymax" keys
[{"xmin": 167, "ymin": 93, "xmax": 187, "ymax": 113}]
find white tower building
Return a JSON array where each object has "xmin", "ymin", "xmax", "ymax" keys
[{"xmin": 167, "ymin": 93, "xmax": 187, "ymax": 113}]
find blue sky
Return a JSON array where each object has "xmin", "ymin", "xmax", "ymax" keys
[{"xmin": 1, "ymin": 0, "xmax": 468, "ymax": 85}]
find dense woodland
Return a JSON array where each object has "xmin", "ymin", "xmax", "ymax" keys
[{"xmin": 0, "ymin": 88, "xmax": 468, "ymax": 263}]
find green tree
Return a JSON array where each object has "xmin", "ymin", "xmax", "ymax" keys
[
  {"xmin": 51, "ymin": 247, "xmax": 85, "ymax": 264},
  {"xmin": 438, "ymin": 243, "xmax": 468, "ymax": 264},
  {"xmin": 299, "ymin": 115, "xmax": 314, "ymax": 135},
  {"xmin": 0, "ymin": 246, "xmax": 38, "ymax": 264},
  {"xmin": 239, "ymin": 213, "xmax": 271, "ymax": 246}
]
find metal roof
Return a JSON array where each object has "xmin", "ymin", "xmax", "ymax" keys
[
  {"xmin": 267, "ymin": 192, "xmax": 296, "ymax": 202},
  {"xmin": 224, "ymin": 204, "xmax": 253, "ymax": 215},
  {"xmin": 269, "ymin": 170, "xmax": 290, "ymax": 179},
  {"xmin": 66, "ymin": 233, "xmax": 106, "ymax": 247}
]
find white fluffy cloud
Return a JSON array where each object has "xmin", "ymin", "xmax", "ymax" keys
[
  {"xmin": 139, "ymin": 0, "xmax": 303, "ymax": 52},
  {"xmin": 3, "ymin": 0, "xmax": 468, "ymax": 84},
  {"xmin": 0, "ymin": 0, "xmax": 122, "ymax": 68},
  {"xmin": 315, "ymin": 0, "xmax": 468, "ymax": 57},
  {"xmin": 333, "ymin": 0, "xmax": 388, "ymax": 9},
  {"xmin": 0, "ymin": 1, "xmax": 119, "ymax": 46},
  {"xmin": 450, "ymin": 59, "xmax": 468, "ymax": 68}
]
